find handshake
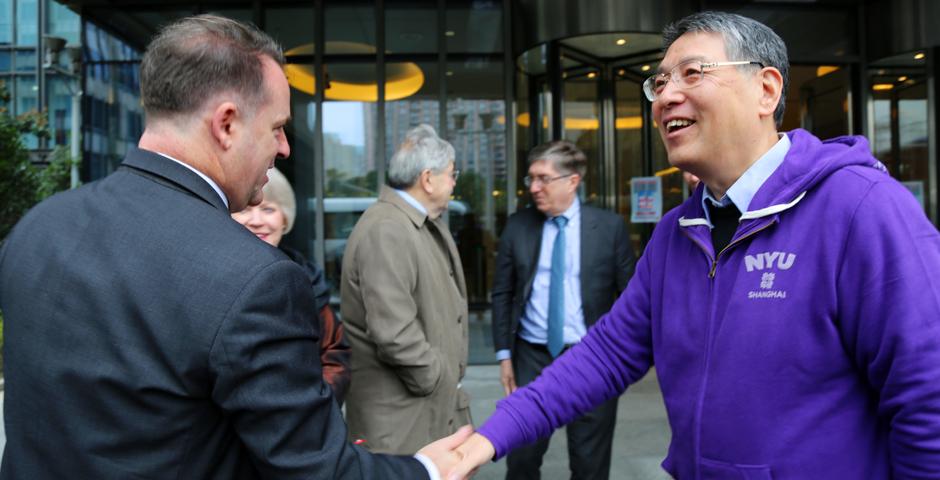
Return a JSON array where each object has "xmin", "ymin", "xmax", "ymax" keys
[{"xmin": 417, "ymin": 426, "xmax": 495, "ymax": 480}]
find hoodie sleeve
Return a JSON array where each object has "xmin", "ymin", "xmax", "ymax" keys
[
  {"xmin": 836, "ymin": 179, "xmax": 940, "ymax": 478},
  {"xmin": 477, "ymin": 231, "xmax": 655, "ymax": 458}
]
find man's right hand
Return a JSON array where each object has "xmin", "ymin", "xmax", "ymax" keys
[{"xmin": 499, "ymin": 359, "xmax": 516, "ymax": 396}]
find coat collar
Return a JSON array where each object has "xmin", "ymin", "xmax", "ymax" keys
[
  {"xmin": 121, "ymin": 147, "xmax": 229, "ymax": 212},
  {"xmin": 379, "ymin": 185, "xmax": 429, "ymax": 227}
]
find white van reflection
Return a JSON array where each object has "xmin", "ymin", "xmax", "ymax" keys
[{"xmin": 308, "ymin": 196, "xmax": 470, "ymax": 306}]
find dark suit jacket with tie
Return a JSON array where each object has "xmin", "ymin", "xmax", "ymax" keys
[
  {"xmin": 491, "ymin": 204, "xmax": 635, "ymax": 354},
  {"xmin": 0, "ymin": 148, "xmax": 426, "ymax": 479}
]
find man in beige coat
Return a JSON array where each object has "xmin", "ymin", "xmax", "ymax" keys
[{"xmin": 342, "ymin": 124, "xmax": 471, "ymax": 455}]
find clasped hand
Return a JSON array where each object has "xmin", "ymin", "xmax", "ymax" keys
[{"xmin": 418, "ymin": 427, "xmax": 496, "ymax": 480}]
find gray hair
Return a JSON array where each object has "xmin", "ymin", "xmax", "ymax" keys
[
  {"xmin": 140, "ymin": 14, "xmax": 285, "ymax": 119},
  {"xmin": 527, "ymin": 140, "xmax": 587, "ymax": 178},
  {"xmin": 387, "ymin": 124, "xmax": 455, "ymax": 189},
  {"xmin": 261, "ymin": 167, "xmax": 296, "ymax": 234},
  {"xmin": 663, "ymin": 11, "xmax": 789, "ymax": 127}
]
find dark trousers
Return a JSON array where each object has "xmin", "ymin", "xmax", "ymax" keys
[{"xmin": 505, "ymin": 337, "xmax": 619, "ymax": 480}]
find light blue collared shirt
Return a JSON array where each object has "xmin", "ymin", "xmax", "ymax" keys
[
  {"xmin": 156, "ymin": 152, "xmax": 229, "ymax": 210},
  {"xmin": 701, "ymin": 134, "xmax": 791, "ymax": 226},
  {"xmin": 497, "ymin": 198, "xmax": 585, "ymax": 361},
  {"xmin": 394, "ymin": 189, "xmax": 428, "ymax": 216}
]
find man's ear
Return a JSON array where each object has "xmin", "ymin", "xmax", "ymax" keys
[
  {"xmin": 757, "ymin": 67, "xmax": 784, "ymax": 120},
  {"xmin": 420, "ymin": 169, "xmax": 434, "ymax": 194},
  {"xmin": 569, "ymin": 173, "xmax": 582, "ymax": 192},
  {"xmin": 209, "ymin": 101, "xmax": 240, "ymax": 150}
]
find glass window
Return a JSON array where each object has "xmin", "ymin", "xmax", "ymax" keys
[
  {"xmin": 15, "ymin": 49, "xmax": 35, "ymax": 72},
  {"xmin": 446, "ymin": 58, "xmax": 505, "ymax": 363},
  {"xmin": 0, "ymin": 0, "xmax": 12, "ymax": 45},
  {"xmin": 385, "ymin": 61, "xmax": 440, "ymax": 153},
  {"xmin": 781, "ymin": 65, "xmax": 850, "ymax": 140},
  {"xmin": 386, "ymin": 0, "xmax": 437, "ymax": 54},
  {"xmin": 869, "ymin": 54, "xmax": 930, "ymax": 214},
  {"xmin": 446, "ymin": 0, "xmax": 503, "ymax": 54},
  {"xmin": 326, "ymin": 2, "xmax": 375, "ymax": 46},
  {"xmin": 265, "ymin": 7, "xmax": 315, "ymax": 49},
  {"xmin": 46, "ymin": 0, "xmax": 80, "ymax": 45},
  {"xmin": 561, "ymin": 63, "xmax": 601, "ymax": 203},
  {"xmin": 321, "ymin": 68, "xmax": 378, "ymax": 300},
  {"xmin": 16, "ymin": 0, "xmax": 38, "ymax": 46},
  {"xmin": 0, "ymin": 50, "xmax": 10, "ymax": 71},
  {"xmin": 15, "ymin": 75, "xmax": 38, "ymax": 148}
]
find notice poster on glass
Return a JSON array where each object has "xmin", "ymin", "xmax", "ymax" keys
[
  {"xmin": 631, "ymin": 176, "xmax": 663, "ymax": 223},
  {"xmin": 901, "ymin": 181, "xmax": 926, "ymax": 212}
]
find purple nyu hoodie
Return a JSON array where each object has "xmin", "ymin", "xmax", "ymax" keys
[{"xmin": 478, "ymin": 130, "xmax": 940, "ymax": 479}]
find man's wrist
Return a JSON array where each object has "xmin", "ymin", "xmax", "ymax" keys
[{"xmin": 414, "ymin": 452, "xmax": 441, "ymax": 480}]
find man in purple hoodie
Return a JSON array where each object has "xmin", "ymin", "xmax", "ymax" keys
[{"xmin": 444, "ymin": 11, "xmax": 940, "ymax": 480}]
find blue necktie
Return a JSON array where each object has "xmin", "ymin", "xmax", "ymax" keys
[{"xmin": 547, "ymin": 215, "xmax": 568, "ymax": 357}]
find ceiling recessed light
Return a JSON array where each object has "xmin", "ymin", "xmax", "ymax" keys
[
  {"xmin": 641, "ymin": 65, "xmax": 651, "ymax": 72},
  {"xmin": 587, "ymin": 72, "xmax": 596, "ymax": 78},
  {"xmin": 618, "ymin": 69, "xmax": 625, "ymax": 75},
  {"xmin": 616, "ymin": 38, "xmax": 626, "ymax": 46},
  {"xmin": 445, "ymin": 31, "xmax": 456, "ymax": 37},
  {"xmin": 898, "ymin": 76, "xmax": 908, "ymax": 82},
  {"xmin": 872, "ymin": 83, "xmax": 894, "ymax": 91},
  {"xmin": 446, "ymin": 71, "xmax": 454, "ymax": 76},
  {"xmin": 914, "ymin": 52, "xmax": 925, "ymax": 60}
]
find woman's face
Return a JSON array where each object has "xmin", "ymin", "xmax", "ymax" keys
[{"xmin": 231, "ymin": 200, "xmax": 286, "ymax": 247}]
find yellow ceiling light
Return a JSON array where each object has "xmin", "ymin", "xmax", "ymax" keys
[
  {"xmin": 283, "ymin": 42, "xmax": 424, "ymax": 101},
  {"xmin": 816, "ymin": 65, "xmax": 839, "ymax": 77},
  {"xmin": 898, "ymin": 76, "xmax": 908, "ymax": 82},
  {"xmin": 616, "ymin": 38, "xmax": 627, "ymax": 46},
  {"xmin": 914, "ymin": 52, "xmax": 925, "ymax": 60},
  {"xmin": 655, "ymin": 166, "xmax": 680, "ymax": 177},
  {"xmin": 872, "ymin": 83, "xmax": 894, "ymax": 91},
  {"xmin": 587, "ymin": 72, "xmax": 597, "ymax": 79},
  {"xmin": 615, "ymin": 116, "xmax": 642, "ymax": 130},
  {"xmin": 516, "ymin": 114, "xmax": 642, "ymax": 130},
  {"xmin": 641, "ymin": 65, "xmax": 651, "ymax": 72}
]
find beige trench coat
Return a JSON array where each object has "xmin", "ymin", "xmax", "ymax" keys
[{"xmin": 341, "ymin": 186, "xmax": 471, "ymax": 455}]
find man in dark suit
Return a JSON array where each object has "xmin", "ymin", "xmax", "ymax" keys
[
  {"xmin": 491, "ymin": 140, "xmax": 634, "ymax": 480},
  {"xmin": 0, "ymin": 14, "xmax": 467, "ymax": 479}
]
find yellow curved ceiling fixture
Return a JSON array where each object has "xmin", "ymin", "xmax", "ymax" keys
[
  {"xmin": 284, "ymin": 41, "xmax": 424, "ymax": 101},
  {"xmin": 516, "ymin": 113, "xmax": 642, "ymax": 130}
]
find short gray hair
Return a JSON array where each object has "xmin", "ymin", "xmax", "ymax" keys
[
  {"xmin": 140, "ymin": 14, "xmax": 285, "ymax": 119},
  {"xmin": 261, "ymin": 167, "xmax": 296, "ymax": 234},
  {"xmin": 387, "ymin": 124, "xmax": 455, "ymax": 189},
  {"xmin": 527, "ymin": 140, "xmax": 587, "ymax": 178},
  {"xmin": 663, "ymin": 11, "xmax": 789, "ymax": 127}
]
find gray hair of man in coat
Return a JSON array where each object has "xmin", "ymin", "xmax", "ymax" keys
[{"xmin": 387, "ymin": 124, "xmax": 456, "ymax": 189}]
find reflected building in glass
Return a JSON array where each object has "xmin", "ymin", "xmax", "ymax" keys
[{"xmin": 14, "ymin": 0, "xmax": 940, "ymax": 363}]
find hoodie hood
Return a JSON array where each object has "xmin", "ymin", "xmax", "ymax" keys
[
  {"xmin": 678, "ymin": 129, "xmax": 888, "ymax": 227},
  {"xmin": 747, "ymin": 129, "xmax": 887, "ymax": 214}
]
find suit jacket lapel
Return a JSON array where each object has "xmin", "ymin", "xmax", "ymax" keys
[
  {"xmin": 580, "ymin": 206, "xmax": 599, "ymax": 303},
  {"xmin": 121, "ymin": 147, "xmax": 229, "ymax": 212},
  {"xmin": 522, "ymin": 209, "xmax": 545, "ymax": 302}
]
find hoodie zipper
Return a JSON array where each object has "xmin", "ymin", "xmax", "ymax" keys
[
  {"xmin": 707, "ymin": 218, "xmax": 778, "ymax": 278},
  {"xmin": 681, "ymin": 217, "xmax": 777, "ymax": 478}
]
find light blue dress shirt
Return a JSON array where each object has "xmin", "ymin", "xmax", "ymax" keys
[
  {"xmin": 394, "ymin": 189, "xmax": 428, "ymax": 215},
  {"xmin": 701, "ymin": 133, "xmax": 791, "ymax": 226},
  {"xmin": 497, "ymin": 198, "xmax": 585, "ymax": 361}
]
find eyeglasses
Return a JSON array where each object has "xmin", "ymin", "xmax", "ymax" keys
[
  {"xmin": 642, "ymin": 59, "xmax": 765, "ymax": 102},
  {"xmin": 450, "ymin": 169, "xmax": 461, "ymax": 181},
  {"xmin": 523, "ymin": 173, "xmax": 574, "ymax": 188}
]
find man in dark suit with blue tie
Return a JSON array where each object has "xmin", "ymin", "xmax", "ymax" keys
[
  {"xmin": 0, "ymin": 14, "xmax": 466, "ymax": 479},
  {"xmin": 491, "ymin": 140, "xmax": 635, "ymax": 480}
]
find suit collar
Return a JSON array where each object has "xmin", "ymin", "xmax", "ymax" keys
[{"xmin": 121, "ymin": 147, "xmax": 229, "ymax": 212}]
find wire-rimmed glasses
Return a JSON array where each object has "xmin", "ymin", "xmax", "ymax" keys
[{"xmin": 642, "ymin": 59, "xmax": 765, "ymax": 102}]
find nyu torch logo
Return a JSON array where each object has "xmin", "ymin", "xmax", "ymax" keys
[{"xmin": 745, "ymin": 251, "xmax": 796, "ymax": 299}]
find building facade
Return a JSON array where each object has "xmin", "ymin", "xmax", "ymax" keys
[{"xmin": 16, "ymin": 0, "xmax": 940, "ymax": 363}]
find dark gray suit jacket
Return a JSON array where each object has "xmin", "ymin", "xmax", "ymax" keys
[
  {"xmin": 491, "ymin": 204, "xmax": 635, "ymax": 353},
  {"xmin": 0, "ymin": 148, "xmax": 426, "ymax": 479}
]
